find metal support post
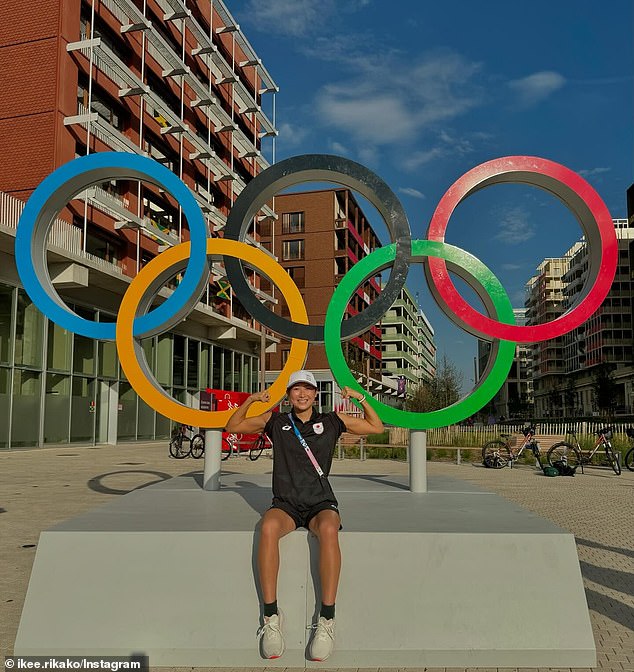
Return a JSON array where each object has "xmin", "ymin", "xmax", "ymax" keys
[
  {"xmin": 409, "ymin": 430, "xmax": 427, "ymax": 492},
  {"xmin": 204, "ymin": 429, "xmax": 222, "ymax": 491}
]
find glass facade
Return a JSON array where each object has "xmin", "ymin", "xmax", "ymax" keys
[{"xmin": 0, "ymin": 281, "xmax": 260, "ymax": 449}]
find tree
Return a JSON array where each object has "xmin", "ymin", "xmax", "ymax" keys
[
  {"xmin": 592, "ymin": 362, "xmax": 618, "ymax": 414},
  {"xmin": 406, "ymin": 355, "xmax": 463, "ymax": 413}
]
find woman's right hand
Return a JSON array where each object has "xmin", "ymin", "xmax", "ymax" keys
[{"xmin": 250, "ymin": 390, "xmax": 271, "ymax": 404}]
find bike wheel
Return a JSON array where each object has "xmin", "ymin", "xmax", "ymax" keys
[
  {"xmin": 190, "ymin": 434, "xmax": 205, "ymax": 459},
  {"xmin": 249, "ymin": 435, "xmax": 266, "ymax": 461},
  {"xmin": 547, "ymin": 442, "xmax": 582, "ymax": 469},
  {"xmin": 625, "ymin": 447, "xmax": 634, "ymax": 472},
  {"xmin": 221, "ymin": 437, "xmax": 231, "ymax": 461},
  {"xmin": 604, "ymin": 444, "xmax": 621, "ymax": 475},
  {"xmin": 169, "ymin": 435, "xmax": 189, "ymax": 459},
  {"xmin": 482, "ymin": 440, "xmax": 511, "ymax": 468}
]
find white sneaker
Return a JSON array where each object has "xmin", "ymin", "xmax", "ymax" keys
[
  {"xmin": 309, "ymin": 616, "xmax": 335, "ymax": 661},
  {"xmin": 258, "ymin": 610, "xmax": 285, "ymax": 659}
]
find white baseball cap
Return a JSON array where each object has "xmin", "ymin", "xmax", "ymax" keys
[{"xmin": 286, "ymin": 370, "xmax": 317, "ymax": 390}]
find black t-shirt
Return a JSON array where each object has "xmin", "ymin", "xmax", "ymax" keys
[{"xmin": 264, "ymin": 409, "xmax": 346, "ymax": 511}]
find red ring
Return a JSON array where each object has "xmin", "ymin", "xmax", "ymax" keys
[{"xmin": 426, "ymin": 156, "xmax": 618, "ymax": 342}]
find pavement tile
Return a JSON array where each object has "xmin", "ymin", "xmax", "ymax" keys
[{"xmin": 1, "ymin": 445, "xmax": 633, "ymax": 672}]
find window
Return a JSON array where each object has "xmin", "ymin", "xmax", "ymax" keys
[
  {"xmin": 282, "ymin": 239, "xmax": 304, "ymax": 261},
  {"xmin": 259, "ymin": 219, "xmax": 272, "ymax": 237},
  {"xmin": 82, "ymin": 226, "xmax": 124, "ymax": 265},
  {"xmin": 286, "ymin": 266, "xmax": 305, "ymax": 288},
  {"xmin": 282, "ymin": 212, "xmax": 304, "ymax": 234},
  {"xmin": 77, "ymin": 78, "xmax": 124, "ymax": 130}
]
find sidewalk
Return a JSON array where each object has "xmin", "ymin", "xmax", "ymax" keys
[{"xmin": 1, "ymin": 441, "xmax": 632, "ymax": 671}]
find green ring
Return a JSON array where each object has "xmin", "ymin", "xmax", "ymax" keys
[{"xmin": 324, "ymin": 240, "xmax": 517, "ymax": 429}]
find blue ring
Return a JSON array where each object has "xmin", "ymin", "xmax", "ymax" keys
[{"xmin": 15, "ymin": 152, "xmax": 209, "ymax": 340}]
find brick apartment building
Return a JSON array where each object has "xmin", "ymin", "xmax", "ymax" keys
[
  {"xmin": 0, "ymin": 0, "xmax": 278, "ymax": 448},
  {"xmin": 260, "ymin": 188, "xmax": 402, "ymax": 413}
]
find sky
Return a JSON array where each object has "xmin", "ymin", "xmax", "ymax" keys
[{"xmin": 231, "ymin": 0, "xmax": 634, "ymax": 392}]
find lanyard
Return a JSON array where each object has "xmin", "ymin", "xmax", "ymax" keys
[{"xmin": 287, "ymin": 413, "xmax": 324, "ymax": 477}]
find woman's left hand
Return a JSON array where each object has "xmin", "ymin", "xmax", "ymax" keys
[{"xmin": 341, "ymin": 386, "xmax": 364, "ymax": 402}]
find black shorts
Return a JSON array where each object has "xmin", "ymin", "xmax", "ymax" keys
[{"xmin": 271, "ymin": 498, "xmax": 342, "ymax": 530}]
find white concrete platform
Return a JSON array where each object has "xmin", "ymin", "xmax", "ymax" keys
[{"xmin": 15, "ymin": 472, "xmax": 596, "ymax": 667}]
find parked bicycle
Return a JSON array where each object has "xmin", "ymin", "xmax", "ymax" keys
[
  {"xmin": 248, "ymin": 433, "xmax": 271, "ymax": 461},
  {"xmin": 171, "ymin": 429, "xmax": 270, "ymax": 461},
  {"xmin": 482, "ymin": 424, "xmax": 541, "ymax": 469},
  {"xmin": 186, "ymin": 432, "xmax": 241, "ymax": 460},
  {"xmin": 222, "ymin": 433, "xmax": 242, "ymax": 460},
  {"xmin": 169, "ymin": 424, "xmax": 204, "ymax": 459},
  {"xmin": 546, "ymin": 426, "xmax": 621, "ymax": 475},
  {"xmin": 624, "ymin": 427, "xmax": 634, "ymax": 472}
]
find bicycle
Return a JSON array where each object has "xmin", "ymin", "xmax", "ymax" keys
[
  {"xmin": 169, "ymin": 424, "xmax": 203, "ymax": 459},
  {"xmin": 547, "ymin": 426, "xmax": 621, "ymax": 475},
  {"xmin": 624, "ymin": 427, "xmax": 634, "ymax": 471},
  {"xmin": 482, "ymin": 424, "xmax": 542, "ymax": 469},
  {"xmin": 222, "ymin": 433, "xmax": 242, "ymax": 460},
  {"xmin": 188, "ymin": 432, "xmax": 242, "ymax": 460},
  {"xmin": 248, "ymin": 433, "xmax": 271, "ymax": 461},
  {"xmin": 190, "ymin": 432, "xmax": 205, "ymax": 459}
]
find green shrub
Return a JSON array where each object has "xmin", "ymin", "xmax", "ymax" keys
[{"xmin": 366, "ymin": 431, "xmax": 390, "ymax": 444}]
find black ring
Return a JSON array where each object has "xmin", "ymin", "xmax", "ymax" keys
[{"xmin": 223, "ymin": 154, "xmax": 412, "ymax": 343}]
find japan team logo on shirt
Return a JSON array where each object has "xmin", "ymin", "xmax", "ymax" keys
[{"xmin": 313, "ymin": 422, "xmax": 324, "ymax": 435}]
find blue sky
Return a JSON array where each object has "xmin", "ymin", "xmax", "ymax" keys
[{"xmin": 232, "ymin": 0, "xmax": 633, "ymax": 391}]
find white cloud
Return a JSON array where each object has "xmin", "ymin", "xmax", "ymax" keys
[
  {"xmin": 494, "ymin": 206, "xmax": 536, "ymax": 245},
  {"xmin": 329, "ymin": 140, "xmax": 349, "ymax": 155},
  {"xmin": 242, "ymin": 0, "xmax": 370, "ymax": 37},
  {"xmin": 501, "ymin": 263, "xmax": 524, "ymax": 271},
  {"xmin": 357, "ymin": 145, "xmax": 379, "ymax": 167},
  {"xmin": 242, "ymin": 0, "xmax": 325, "ymax": 36},
  {"xmin": 399, "ymin": 128, "xmax": 477, "ymax": 172},
  {"xmin": 398, "ymin": 187, "xmax": 426, "ymax": 199},
  {"xmin": 508, "ymin": 70, "xmax": 566, "ymax": 105},
  {"xmin": 276, "ymin": 121, "xmax": 310, "ymax": 148},
  {"xmin": 401, "ymin": 148, "xmax": 445, "ymax": 171},
  {"xmin": 315, "ymin": 51, "xmax": 484, "ymax": 147},
  {"xmin": 578, "ymin": 166, "xmax": 611, "ymax": 178}
]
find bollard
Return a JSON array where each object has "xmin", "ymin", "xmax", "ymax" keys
[
  {"xmin": 203, "ymin": 429, "xmax": 222, "ymax": 491},
  {"xmin": 360, "ymin": 437, "xmax": 366, "ymax": 461},
  {"xmin": 456, "ymin": 447, "xmax": 461, "ymax": 465},
  {"xmin": 337, "ymin": 438, "xmax": 342, "ymax": 460},
  {"xmin": 409, "ymin": 430, "xmax": 427, "ymax": 492}
]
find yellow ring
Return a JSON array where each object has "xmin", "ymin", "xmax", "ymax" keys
[{"xmin": 116, "ymin": 239, "xmax": 309, "ymax": 428}]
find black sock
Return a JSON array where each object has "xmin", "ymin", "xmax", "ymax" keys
[
  {"xmin": 320, "ymin": 603, "xmax": 335, "ymax": 620},
  {"xmin": 263, "ymin": 600, "xmax": 278, "ymax": 618}
]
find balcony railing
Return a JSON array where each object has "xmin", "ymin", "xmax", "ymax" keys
[{"xmin": 0, "ymin": 191, "xmax": 124, "ymax": 275}]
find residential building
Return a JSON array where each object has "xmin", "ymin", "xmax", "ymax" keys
[
  {"xmin": 524, "ymin": 256, "xmax": 569, "ymax": 417},
  {"xmin": 477, "ymin": 308, "xmax": 533, "ymax": 419},
  {"xmin": 559, "ymin": 219, "xmax": 634, "ymax": 415},
  {"xmin": 261, "ymin": 188, "xmax": 398, "ymax": 412},
  {"xmin": 381, "ymin": 284, "xmax": 436, "ymax": 397},
  {"xmin": 0, "ymin": 0, "xmax": 279, "ymax": 448},
  {"xmin": 526, "ymin": 219, "xmax": 634, "ymax": 417}
]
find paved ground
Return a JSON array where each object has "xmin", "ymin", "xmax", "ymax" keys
[{"xmin": 1, "ymin": 442, "xmax": 632, "ymax": 672}]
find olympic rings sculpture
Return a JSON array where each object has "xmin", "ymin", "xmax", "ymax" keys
[{"xmin": 14, "ymin": 152, "xmax": 617, "ymax": 430}]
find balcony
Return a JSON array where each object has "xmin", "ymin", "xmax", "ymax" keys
[
  {"xmin": 83, "ymin": 185, "xmax": 177, "ymax": 247},
  {"xmin": 92, "ymin": 0, "xmax": 276, "ymax": 172},
  {"xmin": 0, "ymin": 190, "xmax": 124, "ymax": 276}
]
